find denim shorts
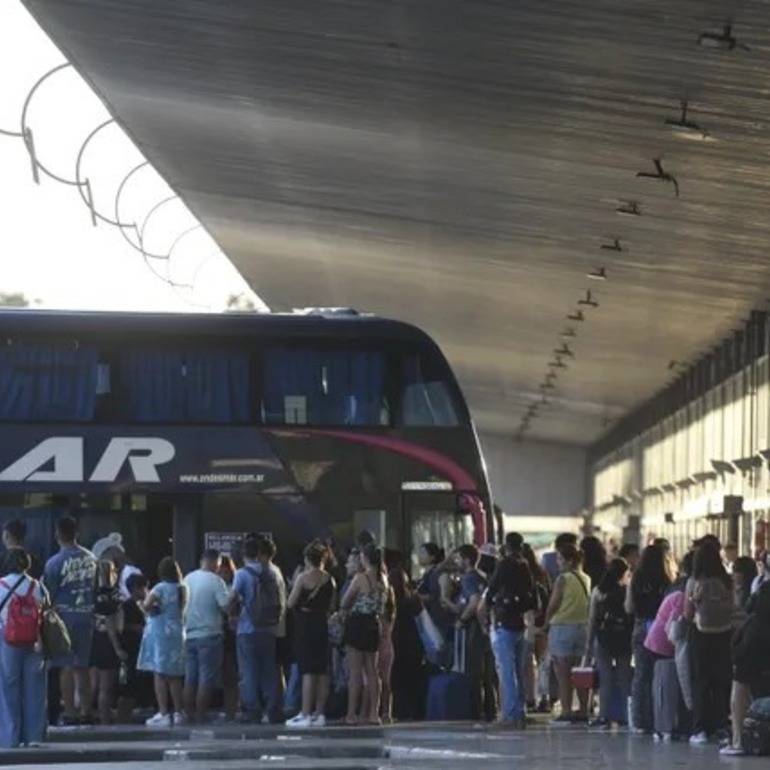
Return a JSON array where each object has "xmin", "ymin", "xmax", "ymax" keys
[
  {"xmin": 53, "ymin": 615, "xmax": 94, "ymax": 669},
  {"xmin": 185, "ymin": 635, "xmax": 223, "ymax": 689},
  {"xmin": 549, "ymin": 623, "xmax": 587, "ymax": 658}
]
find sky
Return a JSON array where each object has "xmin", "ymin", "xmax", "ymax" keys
[{"xmin": 0, "ymin": 0, "xmax": 266, "ymax": 312}]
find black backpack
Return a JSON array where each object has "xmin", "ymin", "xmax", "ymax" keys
[
  {"xmin": 596, "ymin": 588, "xmax": 632, "ymax": 655},
  {"xmin": 533, "ymin": 578, "xmax": 551, "ymax": 627}
]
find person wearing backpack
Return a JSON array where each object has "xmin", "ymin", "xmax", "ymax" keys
[
  {"xmin": 684, "ymin": 542, "xmax": 734, "ymax": 745},
  {"xmin": 183, "ymin": 549, "xmax": 230, "ymax": 723},
  {"xmin": 230, "ymin": 537, "xmax": 284, "ymax": 724},
  {"xmin": 0, "ymin": 548, "xmax": 47, "ymax": 748},
  {"xmin": 480, "ymin": 532, "xmax": 537, "ymax": 728},
  {"xmin": 584, "ymin": 557, "xmax": 633, "ymax": 728}
]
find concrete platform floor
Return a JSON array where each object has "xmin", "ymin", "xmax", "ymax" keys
[{"xmin": 0, "ymin": 722, "xmax": 759, "ymax": 769}]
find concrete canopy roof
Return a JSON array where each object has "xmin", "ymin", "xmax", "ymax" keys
[{"xmin": 21, "ymin": 0, "xmax": 770, "ymax": 445}]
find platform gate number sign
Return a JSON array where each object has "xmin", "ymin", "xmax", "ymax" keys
[{"xmin": 204, "ymin": 532, "xmax": 273, "ymax": 557}]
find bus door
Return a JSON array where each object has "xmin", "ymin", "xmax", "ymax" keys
[{"xmin": 400, "ymin": 491, "xmax": 474, "ymax": 580}]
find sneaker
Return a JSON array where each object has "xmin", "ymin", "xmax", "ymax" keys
[
  {"xmin": 285, "ymin": 713, "xmax": 312, "ymax": 728},
  {"xmin": 145, "ymin": 712, "xmax": 172, "ymax": 727},
  {"xmin": 589, "ymin": 718, "xmax": 610, "ymax": 730},
  {"xmin": 719, "ymin": 746, "xmax": 746, "ymax": 757},
  {"xmin": 653, "ymin": 732, "xmax": 672, "ymax": 743},
  {"xmin": 689, "ymin": 732, "xmax": 709, "ymax": 745},
  {"xmin": 310, "ymin": 714, "xmax": 326, "ymax": 727},
  {"xmin": 172, "ymin": 712, "xmax": 187, "ymax": 726},
  {"xmin": 550, "ymin": 714, "xmax": 572, "ymax": 726}
]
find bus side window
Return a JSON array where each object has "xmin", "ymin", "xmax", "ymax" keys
[
  {"xmin": 262, "ymin": 349, "xmax": 388, "ymax": 426},
  {"xmin": 401, "ymin": 354, "xmax": 459, "ymax": 427}
]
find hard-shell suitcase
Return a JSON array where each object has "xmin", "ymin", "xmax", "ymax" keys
[
  {"xmin": 652, "ymin": 658, "xmax": 680, "ymax": 735},
  {"xmin": 426, "ymin": 628, "xmax": 472, "ymax": 721}
]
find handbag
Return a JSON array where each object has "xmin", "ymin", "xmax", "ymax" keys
[
  {"xmin": 40, "ymin": 606, "xmax": 72, "ymax": 660},
  {"xmin": 415, "ymin": 607, "xmax": 446, "ymax": 664},
  {"xmin": 328, "ymin": 612, "xmax": 345, "ymax": 646}
]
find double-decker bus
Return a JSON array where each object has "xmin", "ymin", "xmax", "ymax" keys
[{"xmin": 0, "ymin": 308, "xmax": 493, "ymax": 576}]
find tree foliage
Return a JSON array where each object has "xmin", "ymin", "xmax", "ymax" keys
[
  {"xmin": 0, "ymin": 292, "xmax": 34, "ymax": 307},
  {"xmin": 225, "ymin": 293, "xmax": 257, "ymax": 312}
]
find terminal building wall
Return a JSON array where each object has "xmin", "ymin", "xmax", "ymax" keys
[
  {"xmin": 479, "ymin": 433, "xmax": 587, "ymax": 536},
  {"xmin": 590, "ymin": 311, "xmax": 770, "ymax": 557}
]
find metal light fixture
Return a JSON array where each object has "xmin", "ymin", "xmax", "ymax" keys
[
  {"xmin": 697, "ymin": 23, "xmax": 749, "ymax": 51},
  {"xmin": 553, "ymin": 343, "xmax": 575, "ymax": 358},
  {"xmin": 600, "ymin": 239, "xmax": 622, "ymax": 252},
  {"xmin": 636, "ymin": 158, "xmax": 680, "ymax": 198},
  {"xmin": 578, "ymin": 290, "xmax": 599, "ymax": 308},
  {"xmin": 665, "ymin": 99, "xmax": 710, "ymax": 141},
  {"xmin": 560, "ymin": 327, "xmax": 577, "ymax": 338},
  {"xmin": 588, "ymin": 267, "xmax": 608, "ymax": 281},
  {"xmin": 616, "ymin": 200, "xmax": 641, "ymax": 217},
  {"xmin": 567, "ymin": 309, "xmax": 585, "ymax": 322}
]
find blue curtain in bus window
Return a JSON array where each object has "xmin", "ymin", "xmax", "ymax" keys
[
  {"xmin": 0, "ymin": 343, "xmax": 97, "ymax": 421},
  {"xmin": 120, "ymin": 349, "xmax": 187, "ymax": 421},
  {"xmin": 263, "ymin": 350, "xmax": 320, "ymax": 424},
  {"xmin": 402, "ymin": 354, "xmax": 459, "ymax": 427},
  {"xmin": 0, "ymin": 508, "xmax": 56, "ymax": 576},
  {"xmin": 263, "ymin": 350, "xmax": 384, "ymax": 425},
  {"xmin": 185, "ymin": 350, "xmax": 250, "ymax": 423},
  {"xmin": 339, "ymin": 351, "xmax": 384, "ymax": 425}
]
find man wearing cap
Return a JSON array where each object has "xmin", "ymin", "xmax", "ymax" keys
[{"xmin": 92, "ymin": 533, "xmax": 143, "ymax": 600}]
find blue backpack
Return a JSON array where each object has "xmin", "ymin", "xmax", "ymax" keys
[{"xmin": 245, "ymin": 565, "xmax": 281, "ymax": 629}]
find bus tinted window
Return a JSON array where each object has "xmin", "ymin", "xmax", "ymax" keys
[
  {"xmin": 401, "ymin": 353, "xmax": 459, "ymax": 427},
  {"xmin": 262, "ymin": 350, "xmax": 389, "ymax": 426},
  {"xmin": 0, "ymin": 343, "xmax": 98, "ymax": 421},
  {"xmin": 119, "ymin": 348, "xmax": 250, "ymax": 423}
]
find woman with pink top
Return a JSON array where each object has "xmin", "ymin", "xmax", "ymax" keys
[{"xmin": 644, "ymin": 551, "xmax": 693, "ymax": 741}]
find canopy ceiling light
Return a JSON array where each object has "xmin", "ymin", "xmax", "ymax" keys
[
  {"xmin": 601, "ymin": 238, "xmax": 623, "ymax": 252},
  {"xmin": 560, "ymin": 327, "xmax": 577, "ymax": 338},
  {"xmin": 588, "ymin": 267, "xmax": 608, "ymax": 280},
  {"xmin": 567, "ymin": 309, "xmax": 585, "ymax": 322},
  {"xmin": 553, "ymin": 343, "xmax": 575, "ymax": 358},
  {"xmin": 548, "ymin": 357, "xmax": 568, "ymax": 369},
  {"xmin": 697, "ymin": 23, "xmax": 749, "ymax": 51},
  {"xmin": 578, "ymin": 290, "xmax": 599, "ymax": 308},
  {"xmin": 616, "ymin": 200, "xmax": 641, "ymax": 217},
  {"xmin": 540, "ymin": 380, "xmax": 556, "ymax": 390},
  {"xmin": 636, "ymin": 158, "xmax": 680, "ymax": 197},
  {"xmin": 665, "ymin": 99, "xmax": 711, "ymax": 141}
]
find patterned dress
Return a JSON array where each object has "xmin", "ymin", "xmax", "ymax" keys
[{"xmin": 137, "ymin": 582, "xmax": 185, "ymax": 677}]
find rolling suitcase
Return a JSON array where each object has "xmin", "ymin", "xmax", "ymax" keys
[
  {"xmin": 652, "ymin": 658, "xmax": 680, "ymax": 735},
  {"xmin": 426, "ymin": 628, "xmax": 472, "ymax": 721}
]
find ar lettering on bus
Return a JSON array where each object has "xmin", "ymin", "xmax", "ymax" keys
[{"xmin": 0, "ymin": 437, "xmax": 176, "ymax": 483}]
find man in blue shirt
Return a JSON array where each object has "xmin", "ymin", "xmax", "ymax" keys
[
  {"xmin": 43, "ymin": 516, "xmax": 98, "ymax": 725},
  {"xmin": 445, "ymin": 545, "xmax": 491, "ymax": 721},
  {"xmin": 230, "ymin": 538, "xmax": 284, "ymax": 723}
]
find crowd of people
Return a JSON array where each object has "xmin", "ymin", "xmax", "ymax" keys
[{"xmin": 0, "ymin": 513, "xmax": 768, "ymax": 756}]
